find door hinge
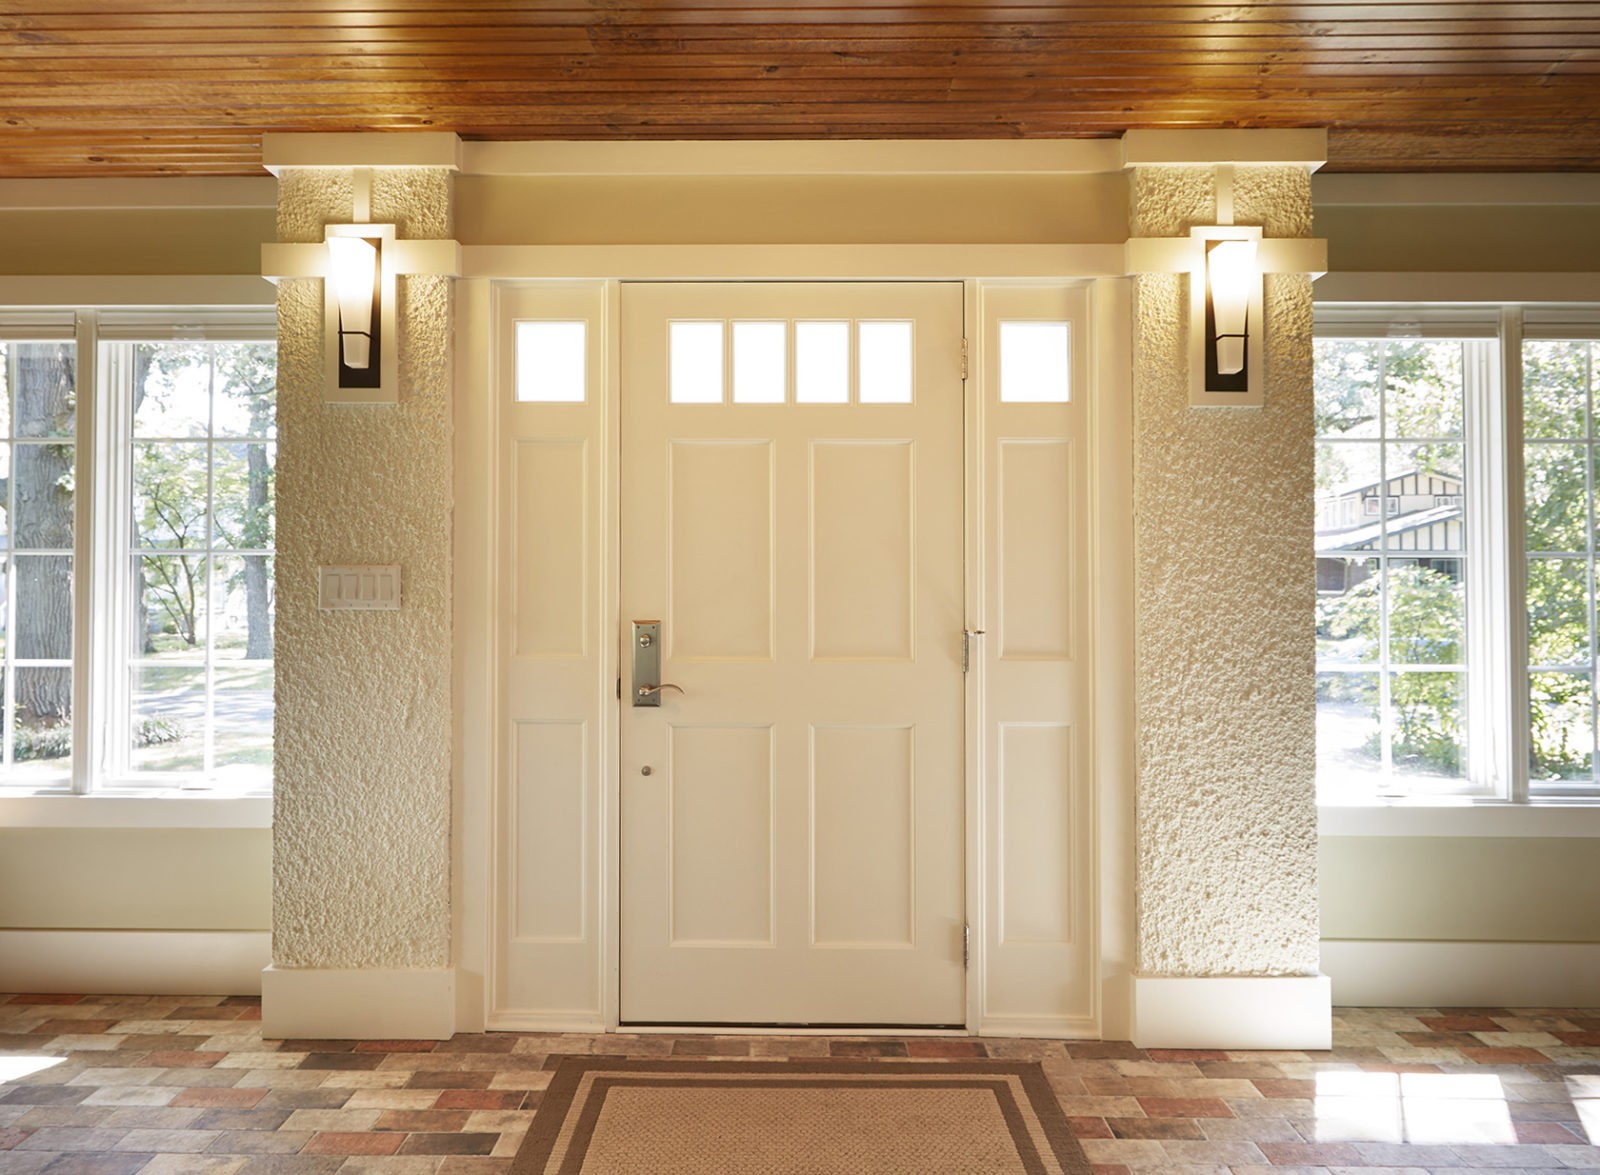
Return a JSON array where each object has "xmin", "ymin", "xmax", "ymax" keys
[
  {"xmin": 961, "ymin": 628, "xmax": 985, "ymax": 674},
  {"xmin": 960, "ymin": 337, "xmax": 969, "ymax": 381},
  {"xmin": 963, "ymin": 923, "xmax": 970, "ymax": 969}
]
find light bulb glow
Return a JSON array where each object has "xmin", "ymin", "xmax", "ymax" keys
[
  {"xmin": 1207, "ymin": 238, "xmax": 1256, "ymax": 375},
  {"xmin": 328, "ymin": 236, "xmax": 378, "ymax": 369}
]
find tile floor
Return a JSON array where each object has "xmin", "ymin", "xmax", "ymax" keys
[{"xmin": 0, "ymin": 994, "xmax": 1596, "ymax": 1174}]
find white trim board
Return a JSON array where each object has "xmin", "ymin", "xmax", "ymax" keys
[
  {"xmin": 1322, "ymin": 940, "xmax": 1600, "ymax": 1008},
  {"xmin": 0, "ymin": 930, "xmax": 268, "ymax": 996},
  {"xmin": 261, "ymin": 966, "xmax": 456, "ymax": 1040},
  {"xmin": 1131, "ymin": 975, "xmax": 1333, "ymax": 1050}
]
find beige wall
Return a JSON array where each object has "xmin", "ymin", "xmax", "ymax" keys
[
  {"xmin": 1318, "ymin": 204, "xmax": 1600, "ymax": 275},
  {"xmin": 0, "ymin": 208, "xmax": 275, "ymax": 276},
  {"xmin": 0, "ymin": 829, "xmax": 270, "ymax": 931},
  {"xmin": 1321, "ymin": 837, "xmax": 1600, "ymax": 943}
]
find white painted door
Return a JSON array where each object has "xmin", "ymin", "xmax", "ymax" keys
[{"xmin": 619, "ymin": 282, "xmax": 966, "ymax": 1025}]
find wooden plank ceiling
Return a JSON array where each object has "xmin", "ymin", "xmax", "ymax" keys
[{"xmin": 2, "ymin": 1, "xmax": 1598, "ymax": 177}]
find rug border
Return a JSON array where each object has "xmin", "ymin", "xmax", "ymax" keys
[{"xmin": 513, "ymin": 1056, "xmax": 1092, "ymax": 1175}]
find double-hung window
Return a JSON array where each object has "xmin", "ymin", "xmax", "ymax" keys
[
  {"xmin": 0, "ymin": 310, "xmax": 276, "ymax": 796},
  {"xmin": 1315, "ymin": 305, "xmax": 1600, "ymax": 803}
]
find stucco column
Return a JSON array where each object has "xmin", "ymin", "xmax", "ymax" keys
[
  {"xmin": 1127, "ymin": 159, "xmax": 1330, "ymax": 1047},
  {"xmin": 261, "ymin": 147, "xmax": 458, "ymax": 1038}
]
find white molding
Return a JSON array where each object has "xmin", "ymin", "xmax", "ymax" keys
[
  {"xmin": 1130, "ymin": 975, "xmax": 1332, "ymax": 1050},
  {"xmin": 1323, "ymin": 940, "xmax": 1600, "ymax": 1007},
  {"xmin": 0, "ymin": 795, "xmax": 271, "ymax": 828},
  {"xmin": 1315, "ymin": 173, "xmax": 1600, "ymax": 207},
  {"xmin": 1121, "ymin": 129, "xmax": 1328, "ymax": 170},
  {"xmin": 1320, "ymin": 802, "xmax": 1600, "ymax": 837},
  {"xmin": 0, "ymin": 276, "xmax": 274, "ymax": 307},
  {"xmin": 0, "ymin": 178, "xmax": 277, "ymax": 210},
  {"xmin": 461, "ymin": 245, "xmax": 1126, "ymax": 282},
  {"xmin": 978, "ymin": 1014, "xmax": 1100, "ymax": 1040},
  {"xmin": 1314, "ymin": 272, "xmax": 1600, "ymax": 304},
  {"xmin": 262, "ymin": 132, "xmax": 463, "ymax": 174},
  {"xmin": 462, "ymin": 139, "xmax": 1124, "ymax": 177},
  {"xmin": 260, "ymin": 966, "xmax": 456, "ymax": 1040},
  {"xmin": 0, "ymin": 931, "xmax": 268, "ymax": 995}
]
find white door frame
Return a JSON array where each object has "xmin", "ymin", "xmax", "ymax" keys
[{"xmin": 452, "ymin": 260, "xmax": 1135, "ymax": 1039}]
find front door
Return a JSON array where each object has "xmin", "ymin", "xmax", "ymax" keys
[{"xmin": 618, "ymin": 282, "xmax": 966, "ymax": 1025}]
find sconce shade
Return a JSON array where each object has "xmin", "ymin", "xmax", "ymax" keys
[
  {"xmin": 328, "ymin": 235, "xmax": 380, "ymax": 372},
  {"xmin": 1206, "ymin": 238, "xmax": 1256, "ymax": 376}
]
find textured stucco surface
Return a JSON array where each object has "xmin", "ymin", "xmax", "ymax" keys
[
  {"xmin": 1131, "ymin": 165, "xmax": 1320, "ymax": 977},
  {"xmin": 272, "ymin": 167, "xmax": 454, "ymax": 969}
]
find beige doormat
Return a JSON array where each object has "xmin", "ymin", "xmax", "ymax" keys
[{"xmin": 513, "ymin": 1056, "xmax": 1091, "ymax": 1175}]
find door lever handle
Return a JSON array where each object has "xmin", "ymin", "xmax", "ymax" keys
[{"xmin": 637, "ymin": 682, "xmax": 685, "ymax": 700}]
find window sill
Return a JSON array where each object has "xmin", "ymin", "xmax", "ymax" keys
[
  {"xmin": 1319, "ymin": 799, "xmax": 1600, "ymax": 838},
  {"xmin": 0, "ymin": 794, "xmax": 272, "ymax": 829}
]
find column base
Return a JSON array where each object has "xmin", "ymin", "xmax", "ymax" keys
[{"xmin": 1130, "ymin": 974, "xmax": 1332, "ymax": 1049}]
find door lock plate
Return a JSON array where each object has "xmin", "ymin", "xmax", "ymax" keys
[{"xmin": 632, "ymin": 620, "xmax": 662, "ymax": 706}]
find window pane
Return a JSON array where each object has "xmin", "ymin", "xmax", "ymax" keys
[
  {"xmin": 669, "ymin": 321, "xmax": 723, "ymax": 404},
  {"xmin": 213, "ymin": 443, "xmax": 276, "ymax": 550},
  {"xmin": 11, "ymin": 442, "xmax": 73, "ymax": 550},
  {"xmin": 14, "ymin": 555, "xmax": 72, "ymax": 661},
  {"xmin": 1529, "ymin": 671, "xmax": 1594, "ymax": 783},
  {"xmin": 1389, "ymin": 671, "xmax": 1466, "ymax": 781},
  {"xmin": 515, "ymin": 321, "xmax": 587, "ymax": 404},
  {"xmin": 10, "ymin": 342, "xmax": 75, "ymax": 439},
  {"xmin": 133, "ymin": 443, "xmax": 209, "ymax": 549},
  {"xmin": 1524, "ymin": 443, "xmax": 1589, "ymax": 553},
  {"xmin": 999, "ymin": 321, "xmax": 1070, "ymax": 403},
  {"xmin": 795, "ymin": 321, "xmax": 849, "ymax": 404},
  {"xmin": 213, "ymin": 554, "xmax": 274, "ymax": 662},
  {"xmin": 1316, "ymin": 671, "xmax": 1383, "ymax": 795},
  {"xmin": 1523, "ymin": 340, "xmax": 1590, "ymax": 440},
  {"xmin": 859, "ymin": 321, "xmax": 913, "ymax": 404},
  {"xmin": 137, "ymin": 554, "xmax": 208, "ymax": 658},
  {"xmin": 1386, "ymin": 340, "xmax": 1464, "ymax": 438},
  {"xmin": 1314, "ymin": 339, "xmax": 1381, "ymax": 438},
  {"xmin": 1384, "ymin": 442, "xmax": 1463, "ymax": 553},
  {"xmin": 132, "ymin": 342, "xmax": 211, "ymax": 438},
  {"xmin": 1316, "ymin": 440, "xmax": 1381, "ymax": 533},
  {"xmin": 211, "ymin": 343, "xmax": 278, "ymax": 439},
  {"xmin": 1315, "ymin": 557, "xmax": 1379, "ymax": 665},
  {"xmin": 13, "ymin": 666, "xmax": 71, "ymax": 781},
  {"xmin": 1527, "ymin": 557, "xmax": 1590, "ymax": 666},
  {"xmin": 732, "ymin": 321, "xmax": 785, "ymax": 404},
  {"xmin": 1387, "ymin": 559, "xmax": 1463, "ymax": 665},
  {"xmin": 130, "ymin": 664, "xmax": 205, "ymax": 773}
]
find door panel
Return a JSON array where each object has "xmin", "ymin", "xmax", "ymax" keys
[{"xmin": 619, "ymin": 282, "xmax": 965, "ymax": 1025}]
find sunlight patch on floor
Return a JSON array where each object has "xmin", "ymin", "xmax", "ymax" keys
[{"xmin": 1314, "ymin": 1070, "xmax": 1515, "ymax": 1144}]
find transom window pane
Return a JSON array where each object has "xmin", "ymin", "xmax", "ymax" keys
[
  {"xmin": 1314, "ymin": 338, "xmax": 1470, "ymax": 799},
  {"xmin": 0, "ymin": 341, "xmax": 76, "ymax": 785},
  {"xmin": 515, "ymin": 321, "xmax": 587, "ymax": 403},
  {"xmin": 999, "ymin": 321, "xmax": 1071, "ymax": 403}
]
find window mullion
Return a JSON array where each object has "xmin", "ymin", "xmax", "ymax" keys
[
  {"xmin": 1499, "ymin": 309, "xmax": 1531, "ymax": 802},
  {"xmin": 88, "ymin": 339, "xmax": 134, "ymax": 788},
  {"xmin": 70, "ymin": 311, "xmax": 98, "ymax": 796}
]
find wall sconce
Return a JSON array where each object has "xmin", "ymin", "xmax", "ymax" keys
[
  {"xmin": 323, "ymin": 224, "xmax": 397, "ymax": 404},
  {"xmin": 1189, "ymin": 225, "xmax": 1263, "ymax": 406}
]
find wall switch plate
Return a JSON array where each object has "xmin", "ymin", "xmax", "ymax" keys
[{"xmin": 319, "ymin": 565, "xmax": 402, "ymax": 611}]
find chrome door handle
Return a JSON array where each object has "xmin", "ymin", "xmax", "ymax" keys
[{"xmin": 637, "ymin": 682, "xmax": 685, "ymax": 701}]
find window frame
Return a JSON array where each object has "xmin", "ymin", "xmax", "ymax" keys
[
  {"xmin": 0, "ymin": 307, "xmax": 277, "ymax": 798},
  {"xmin": 1316, "ymin": 303, "xmax": 1600, "ymax": 809}
]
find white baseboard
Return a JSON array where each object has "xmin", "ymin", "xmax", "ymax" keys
[
  {"xmin": 260, "ymin": 965, "xmax": 456, "ymax": 1040},
  {"xmin": 1323, "ymin": 940, "xmax": 1600, "ymax": 1007},
  {"xmin": 1131, "ymin": 975, "xmax": 1333, "ymax": 1049},
  {"xmin": 0, "ymin": 930, "xmax": 269, "ymax": 996},
  {"xmin": 487, "ymin": 1011, "xmax": 606, "ymax": 1033},
  {"xmin": 977, "ymin": 1014, "xmax": 1100, "ymax": 1040}
]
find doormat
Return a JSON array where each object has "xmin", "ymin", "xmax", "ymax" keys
[{"xmin": 512, "ymin": 1056, "xmax": 1091, "ymax": 1175}]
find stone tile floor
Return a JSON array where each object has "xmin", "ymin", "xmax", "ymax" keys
[{"xmin": 0, "ymin": 994, "xmax": 1596, "ymax": 1174}]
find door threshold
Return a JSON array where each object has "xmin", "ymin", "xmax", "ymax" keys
[{"xmin": 619, "ymin": 1022, "xmax": 968, "ymax": 1036}]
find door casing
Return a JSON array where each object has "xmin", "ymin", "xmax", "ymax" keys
[{"xmin": 453, "ymin": 271, "xmax": 1133, "ymax": 1039}]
